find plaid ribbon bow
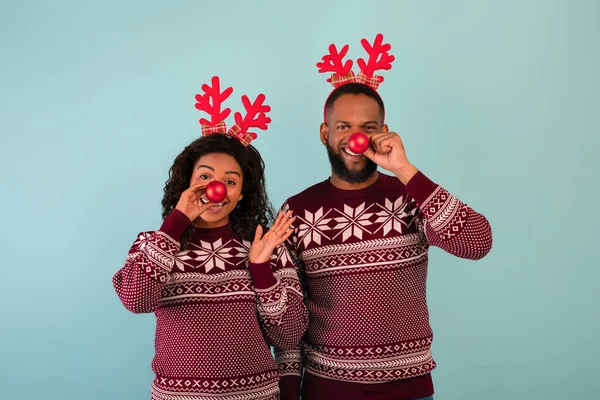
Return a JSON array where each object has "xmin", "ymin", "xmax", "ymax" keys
[
  {"xmin": 227, "ymin": 125, "xmax": 255, "ymax": 147},
  {"xmin": 329, "ymin": 71, "xmax": 383, "ymax": 90},
  {"xmin": 355, "ymin": 71, "xmax": 383, "ymax": 90},
  {"xmin": 201, "ymin": 121, "xmax": 227, "ymax": 136}
]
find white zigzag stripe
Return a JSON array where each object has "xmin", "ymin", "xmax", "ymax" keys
[
  {"xmin": 306, "ymin": 361, "xmax": 435, "ymax": 384},
  {"xmin": 304, "ymin": 255, "xmax": 426, "ymax": 276},
  {"xmin": 156, "ymin": 230, "xmax": 180, "ymax": 246},
  {"xmin": 273, "ymin": 268, "xmax": 300, "ymax": 279},
  {"xmin": 146, "ymin": 244, "xmax": 176, "ymax": 272},
  {"xmin": 257, "ymin": 287, "xmax": 304, "ymax": 318},
  {"xmin": 163, "ymin": 291, "xmax": 256, "ymax": 300},
  {"xmin": 160, "ymin": 296, "xmax": 255, "ymax": 305},
  {"xmin": 307, "ymin": 349, "xmax": 432, "ymax": 370},
  {"xmin": 301, "ymin": 234, "xmax": 423, "ymax": 260},
  {"xmin": 428, "ymin": 195, "xmax": 460, "ymax": 230},
  {"xmin": 169, "ymin": 270, "xmax": 251, "ymax": 283},
  {"xmin": 151, "ymin": 382, "xmax": 279, "ymax": 400},
  {"xmin": 275, "ymin": 351, "xmax": 302, "ymax": 364},
  {"xmin": 304, "ymin": 259, "xmax": 427, "ymax": 278},
  {"xmin": 169, "ymin": 267, "xmax": 300, "ymax": 284},
  {"xmin": 422, "ymin": 185, "xmax": 443, "ymax": 208}
]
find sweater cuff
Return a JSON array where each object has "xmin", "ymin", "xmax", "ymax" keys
[
  {"xmin": 159, "ymin": 209, "xmax": 191, "ymax": 241},
  {"xmin": 248, "ymin": 262, "xmax": 277, "ymax": 289},
  {"xmin": 405, "ymin": 171, "xmax": 439, "ymax": 207},
  {"xmin": 279, "ymin": 375, "xmax": 302, "ymax": 400}
]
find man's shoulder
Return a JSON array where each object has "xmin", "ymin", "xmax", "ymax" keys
[
  {"xmin": 282, "ymin": 179, "xmax": 329, "ymax": 209},
  {"xmin": 281, "ymin": 173, "xmax": 409, "ymax": 211}
]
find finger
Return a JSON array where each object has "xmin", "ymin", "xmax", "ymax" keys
[
  {"xmin": 187, "ymin": 181, "xmax": 208, "ymax": 202},
  {"xmin": 272, "ymin": 216, "xmax": 295, "ymax": 241},
  {"xmin": 364, "ymin": 132, "xmax": 389, "ymax": 141},
  {"xmin": 275, "ymin": 213, "xmax": 294, "ymax": 234},
  {"xmin": 268, "ymin": 226, "xmax": 283, "ymax": 241},
  {"xmin": 362, "ymin": 133, "xmax": 382, "ymax": 152},
  {"xmin": 253, "ymin": 225, "xmax": 263, "ymax": 244},
  {"xmin": 189, "ymin": 179, "xmax": 207, "ymax": 192},
  {"xmin": 269, "ymin": 212, "xmax": 283, "ymax": 232},
  {"xmin": 280, "ymin": 209, "xmax": 293, "ymax": 222},
  {"xmin": 280, "ymin": 215, "xmax": 296, "ymax": 232},
  {"xmin": 272, "ymin": 210, "xmax": 290, "ymax": 230},
  {"xmin": 197, "ymin": 192, "xmax": 209, "ymax": 204},
  {"xmin": 196, "ymin": 199, "xmax": 216, "ymax": 215},
  {"xmin": 363, "ymin": 146, "xmax": 376, "ymax": 160},
  {"xmin": 372, "ymin": 136, "xmax": 394, "ymax": 154},
  {"xmin": 273, "ymin": 211, "xmax": 285, "ymax": 226},
  {"xmin": 278, "ymin": 227, "xmax": 295, "ymax": 244},
  {"xmin": 376, "ymin": 132, "xmax": 402, "ymax": 147},
  {"xmin": 278, "ymin": 210, "xmax": 294, "ymax": 228},
  {"xmin": 370, "ymin": 134, "xmax": 388, "ymax": 151}
]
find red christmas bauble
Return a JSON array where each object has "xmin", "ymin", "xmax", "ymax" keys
[
  {"xmin": 347, "ymin": 132, "xmax": 370, "ymax": 154},
  {"xmin": 205, "ymin": 181, "xmax": 227, "ymax": 203}
]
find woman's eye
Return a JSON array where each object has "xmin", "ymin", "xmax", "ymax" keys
[
  {"xmin": 199, "ymin": 174, "xmax": 210, "ymax": 180},
  {"xmin": 225, "ymin": 180, "xmax": 236, "ymax": 185}
]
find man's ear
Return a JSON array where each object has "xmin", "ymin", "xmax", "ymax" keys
[{"xmin": 320, "ymin": 123, "xmax": 329, "ymax": 146}]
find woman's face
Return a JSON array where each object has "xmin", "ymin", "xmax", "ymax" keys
[{"xmin": 190, "ymin": 153, "xmax": 244, "ymax": 228}]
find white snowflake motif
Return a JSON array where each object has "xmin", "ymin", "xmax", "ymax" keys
[
  {"xmin": 297, "ymin": 207, "xmax": 334, "ymax": 247},
  {"xmin": 332, "ymin": 203, "xmax": 375, "ymax": 241},
  {"xmin": 271, "ymin": 244, "xmax": 293, "ymax": 268},
  {"xmin": 177, "ymin": 238, "xmax": 247, "ymax": 272},
  {"xmin": 134, "ymin": 232, "xmax": 152, "ymax": 250},
  {"xmin": 374, "ymin": 197, "xmax": 418, "ymax": 235},
  {"xmin": 279, "ymin": 203, "xmax": 299, "ymax": 245}
]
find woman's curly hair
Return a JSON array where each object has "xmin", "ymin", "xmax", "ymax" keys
[{"xmin": 162, "ymin": 134, "xmax": 274, "ymax": 248}]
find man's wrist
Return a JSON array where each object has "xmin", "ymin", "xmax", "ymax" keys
[{"xmin": 392, "ymin": 163, "xmax": 419, "ymax": 185}]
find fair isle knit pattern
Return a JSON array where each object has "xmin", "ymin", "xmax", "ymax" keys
[
  {"xmin": 113, "ymin": 210, "xmax": 308, "ymax": 400},
  {"xmin": 274, "ymin": 171, "xmax": 492, "ymax": 390}
]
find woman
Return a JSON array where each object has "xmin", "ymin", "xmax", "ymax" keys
[{"xmin": 113, "ymin": 79, "xmax": 308, "ymax": 400}]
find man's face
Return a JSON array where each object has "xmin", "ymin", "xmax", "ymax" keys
[{"xmin": 320, "ymin": 93, "xmax": 387, "ymax": 184}]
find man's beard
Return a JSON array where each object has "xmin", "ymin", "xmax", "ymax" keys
[{"xmin": 326, "ymin": 142, "xmax": 377, "ymax": 184}]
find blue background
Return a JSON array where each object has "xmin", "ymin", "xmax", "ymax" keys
[{"xmin": 1, "ymin": 1, "xmax": 598, "ymax": 399}]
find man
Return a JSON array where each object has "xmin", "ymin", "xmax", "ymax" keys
[{"xmin": 274, "ymin": 35, "xmax": 493, "ymax": 400}]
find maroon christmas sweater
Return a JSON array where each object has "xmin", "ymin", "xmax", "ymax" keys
[
  {"xmin": 275, "ymin": 172, "xmax": 492, "ymax": 399},
  {"xmin": 113, "ymin": 209, "xmax": 308, "ymax": 400}
]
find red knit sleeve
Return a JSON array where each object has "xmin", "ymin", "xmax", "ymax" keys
[
  {"xmin": 406, "ymin": 171, "xmax": 493, "ymax": 260},
  {"xmin": 248, "ymin": 240, "xmax": 308, "ymax": 350},
  {"xmin": 267, "ymin": 201, "xmax": 305, "ymax": 400},
  {"xmin": 112, "ymin": 210, "xmax": 190, "ymax": 313}
]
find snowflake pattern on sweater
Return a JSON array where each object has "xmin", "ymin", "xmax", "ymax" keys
[
  {"xmin": 113, "ymin": 210, "xmax": 308, "ymax": 400},
  {"xmin": 274, "ymin": 172, "xmax": 492, "ymax": 399}
]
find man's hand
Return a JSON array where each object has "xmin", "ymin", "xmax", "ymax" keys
[{"xmin": 363, "ymin": 132, "xmax": 419, "ymax": 184}]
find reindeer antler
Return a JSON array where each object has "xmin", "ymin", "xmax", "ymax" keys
[
  {"xmin": 227, "ymin": 94, "xmax": 271, "ymax": 146},
  {"xmin": 316, "ymin": 34, "xmax": 394, "ymax": 90},
  {"xmin": 194, "ymin": 76, "xmax": 234, "ymax": 133},
  {"xmin": 356, "ymin": 33, "xmax": 395, "ymax": 78},
  {"xmin": 317, "ymin": 43, "xmax": 354, "ymax": 79}
]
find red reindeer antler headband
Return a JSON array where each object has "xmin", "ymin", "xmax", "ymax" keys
[
  {"xmin": 317, "ymin": 33, "xmax": 395, "ymax": 121},
  {"xmin": 194, "ymin": 76, "xmax": 271, "ymax": 146}
]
